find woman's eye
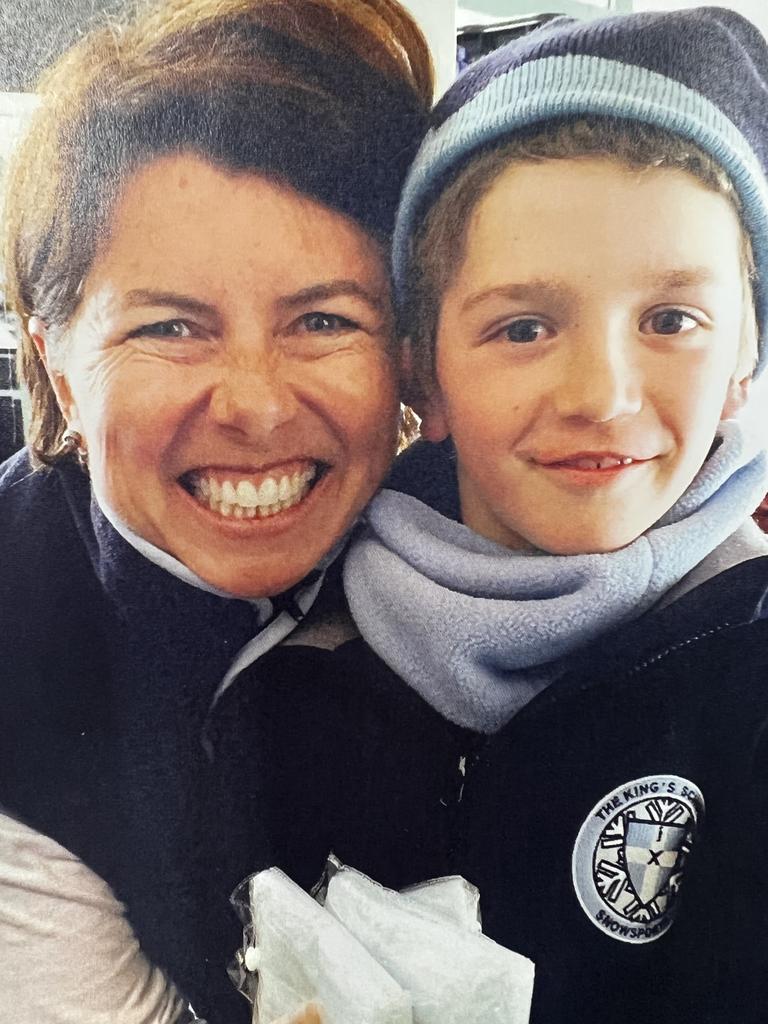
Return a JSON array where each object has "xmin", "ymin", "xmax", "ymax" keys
[
  {"xmin": 300, "ymin": 312, "xmax": 358, "ymax": 334},
  {"xmin": 502, "ymin": 318, "xmax": 551, "ymax": 344},
  {"xmin": 131, "ymin": 319, "xmax": 193, "ymax": 339},
  {"xmin": 642, "ymin": 309, "xmax": 699, "ymax": 336}
]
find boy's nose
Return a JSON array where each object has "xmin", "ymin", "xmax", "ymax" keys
[{"xmin": 553, "ymin": 327, "xmax": 643, "ymax": 423}]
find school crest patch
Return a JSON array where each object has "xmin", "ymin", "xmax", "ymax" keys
[{"xmin": 572, "ymin": 775, "xmax": 703, "ymax": 943}]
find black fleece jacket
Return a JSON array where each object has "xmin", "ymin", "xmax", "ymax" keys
[{"xmin": 3, "ymin": 447, "xmax": 768, "ymax": 1023}]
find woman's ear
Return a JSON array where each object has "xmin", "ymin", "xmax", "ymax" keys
[
  {"xmin": 720, "ymin": 372, "xmax": 751, "ymax": 420},
  {"xmin": 399, "ymin": 338, "xmax": 450, "ymax": 443},
  {"xmin": 28, "ymin": 316, "xmax": 80, "ymax": 429}
]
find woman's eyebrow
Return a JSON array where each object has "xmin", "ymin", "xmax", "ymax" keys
[
  {"xmin": 123, "ymin": 288, "xmax": 219, "ymax": 319},
  {"xmin": 277, "ymin": 280, "xmax": 386, "ymax": 313}
]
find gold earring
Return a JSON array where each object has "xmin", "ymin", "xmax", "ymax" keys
[
  {"xmin": 397, "ymin": 404, "xmax": 421, "ymax": 453},
  {"xmin": 62, "ymin": 428, "xmax": 88, "ymax": 471}
]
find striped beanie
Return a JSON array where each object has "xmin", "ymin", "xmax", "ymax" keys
[{"xmin": 393, "ymin": 7, "xmax": 768, "ymax": 376}]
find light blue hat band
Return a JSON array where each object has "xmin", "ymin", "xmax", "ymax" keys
[{"xmin": 394, "ymin": 54, "xmax": 768, "ymax": 376}]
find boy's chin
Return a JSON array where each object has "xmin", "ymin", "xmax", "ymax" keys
[
  {"xmin": 464, "ymin": 499, "xmax": 654, "ymax": 555},
  {"xmin": 517, "ymin": 522, "xmax": 645, "ymax": 556}
]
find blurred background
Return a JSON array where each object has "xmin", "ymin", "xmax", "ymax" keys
[{"xmin": 0, "ymin": 0, "xmax": 766, "ymax": 462}]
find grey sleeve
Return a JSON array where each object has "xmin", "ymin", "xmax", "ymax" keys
[{"xmin": 0, "ymin": 811, "xmax": 186, "ymax": 1024}]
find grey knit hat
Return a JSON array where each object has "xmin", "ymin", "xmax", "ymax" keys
[{"xmin": 393, "ymin": 7, "xmax": 768, "ymax": 376}]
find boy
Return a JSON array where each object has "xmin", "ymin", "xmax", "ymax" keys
[{"xmin": 344, "ymin": 9, "xmax": 768, "ymax": 1022}]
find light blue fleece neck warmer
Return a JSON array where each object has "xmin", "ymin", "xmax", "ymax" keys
[{"xmin": 344, "ymin": 420, "xmax": 768, "ymax": 734}]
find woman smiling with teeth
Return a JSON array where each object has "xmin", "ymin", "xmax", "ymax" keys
[
  {"xmin": 0, "ymin": 1, "xmax": 431, "ymax": 1021},
  {"xmin": 192, "ymin": 466, "xmax": 316, "ymax": 520},
  {"xmin": 28, "ymin": 149, "xmax": 402, "ymax": 602}
]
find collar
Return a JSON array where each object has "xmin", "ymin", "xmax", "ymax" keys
[
  {"xmin": 69, "ymin": 467, "xmax": 347, "ymax": 702},
  {"xmin": 96, "ymin": 492, "xmax": 347, "ymax": 645},
  {"xmin": 98, "ymin": 495, "xmax": 274, "ymax": 620},
  {"xmin": 346, "ymin": 419, "xmax": 768, "ymax": 734}
]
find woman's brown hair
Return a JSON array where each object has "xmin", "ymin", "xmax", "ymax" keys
[{"xmin": 3, "ymin": 0, "xmax": 433, "ymax": 465}]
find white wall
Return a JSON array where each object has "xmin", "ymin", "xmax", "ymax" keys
[
  {"xmin": 632, "ymin": 0, "xmax": 767, "ymax": 38},
  {"xmin": 0, "ymin": 93, "xmax": 37, "ymax": 166},
  {"xmin": 0, "ymin": 94, "xmax": 37, "ymax": 312},
  {"xmin": 459, "ymin": 0, "xmax": 766, "ymax": 39},
  {"xmin": 401, "ymin": 0, "xmax": 457, "ymax": 97}
]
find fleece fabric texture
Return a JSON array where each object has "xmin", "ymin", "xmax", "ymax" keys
[
  {"xmin": 345, "ymin": 419, "xmax": 768, "ymax": 733},
  {"xmin": 212, "ymin": 531, "xmax": 768, "ymax": 1024},
  {"xmin": 5, "ymin": 452, "xmax": 768, "ymax": 1024},
  {"xmin": 0, "ymin": 450, "xmax": 265, "ymax": 1023},
  {"xmin": 0, "ymin": 445, "xmax": 466, "ymax": 1024},
  {"xmin": 392, "ymin": 7, "xmax": 768, "ymax": 376},
  {"xmin": 0, "ymin": 448, "xmax": 355, "ymax": 1024}
]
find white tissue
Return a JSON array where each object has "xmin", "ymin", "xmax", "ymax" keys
[
  {"xmin": 248, "ymin": 868, "xmax": 412, "ymax": 1024},
  {"xmin": 324, "ymin": 867, "xmax": 535, "ymax": 1024}
]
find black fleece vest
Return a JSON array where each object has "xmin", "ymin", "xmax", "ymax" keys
[
  {"xmin": 0, "ymin": 452, "xmax": 262, "ymax": 1022},
  {"xmin": 0, "ymin": 452, "xmax": 470, "ymax": 1024}
]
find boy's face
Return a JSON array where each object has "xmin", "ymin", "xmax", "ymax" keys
[{"xmin": 420, "ymin": 157, "xmax": 750, "ymax": 554}]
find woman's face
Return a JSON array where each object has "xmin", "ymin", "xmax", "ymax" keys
[{"xmin": 40, "ymin": 153, "xmax": 400, "ymax": 597}]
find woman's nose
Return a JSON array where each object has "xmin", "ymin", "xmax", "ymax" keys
[
  {"xmin": 553, "ymin": 326, "xmax": 643, "ymax": 423},
  {"xmin": 208, "ymin": 353, "xmax": 300, "ymax": 437}
]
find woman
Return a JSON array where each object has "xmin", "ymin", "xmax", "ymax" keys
[{"xmin": 0, "ymin": 1, "xmax": 432, "ymax": 1020}]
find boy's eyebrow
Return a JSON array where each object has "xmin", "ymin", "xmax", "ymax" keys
[
  {"xmin": 459, "ymin": 269, "xmax": 719, "ymax": 315},
  {"xmin": 460, "ymin": 280, "xmax": 569, "ymax": 314},
  {"xmin": 646, "ymin": 268, "xmax": 717, "ymax": 289},
  {"xmin": 457, "ymin": 269, "xmax": 720, "ymax": 316}
]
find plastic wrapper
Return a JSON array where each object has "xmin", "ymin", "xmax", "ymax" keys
[
  {"xmin": 230, "ymin": 866, "xmax": 412, "ymax": 1024},
  {"xmin": 231, "ymin": 857, "xmax": 534, "ymax": 1024},
  {"xmin": 323, "ymin": 862, "xmax": 534, "ymax": 1024},
  {"xmin": 400, "ymin": 874, "xmax": 481, "ymax": 933}
]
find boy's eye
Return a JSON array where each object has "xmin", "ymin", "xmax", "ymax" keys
[
  {"xmin": 130, "ymin": 319, "xmax": 193, "ymax": 340},
  {"xmin": 299, "ymin": 312, "xmax": 358, "ymax": 334},
  {"xmin": 502, "ymin": 318, "xmax": 552, "ymax": 344},
  {"xmin": 641, "ymin": 309, "xmax": 699, "ymax": 336}
]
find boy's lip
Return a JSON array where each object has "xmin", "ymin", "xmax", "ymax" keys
[{"xmin": 529, "ymin": 450, "xmax": 656, "ymax": 471}]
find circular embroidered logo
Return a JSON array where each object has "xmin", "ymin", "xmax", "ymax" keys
[{"xmin": 572, "ymin": 774, "xmax": 703, "ymax": 943}]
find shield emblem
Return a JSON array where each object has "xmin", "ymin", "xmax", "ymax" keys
[{"xmin": 623, "ymin": 819, "xmax": 687, "ymax": 905}]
